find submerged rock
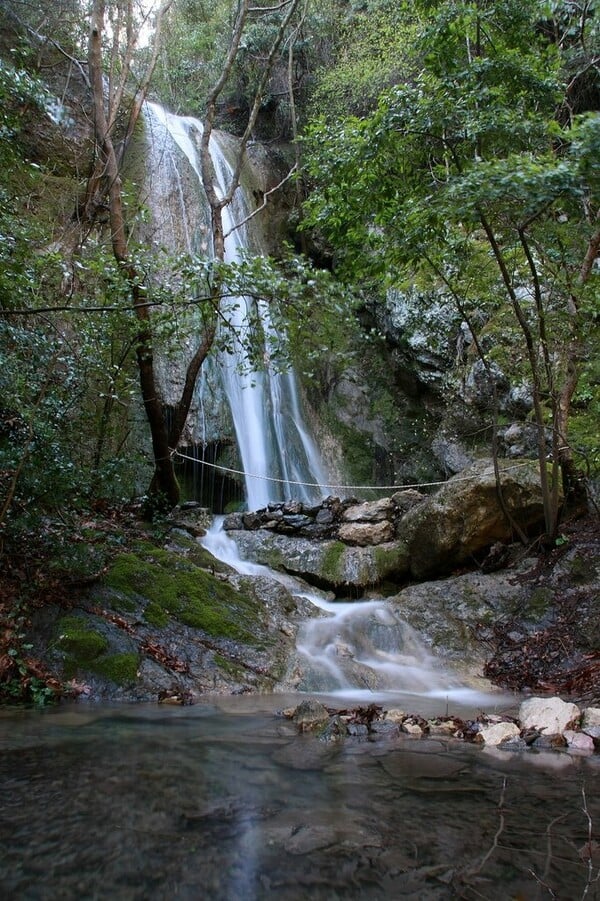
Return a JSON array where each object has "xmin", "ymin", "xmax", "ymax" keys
[
  {"xmin": 292, "ymin": 698, "xmax": 331, "ymax": 731},
  {"xmin": 318, "ymin": 715, "xmax": 348, "ymax": 742},
  {"xmin": 286, "ymin": 697, "xmax": 600, "ymax": 759}
]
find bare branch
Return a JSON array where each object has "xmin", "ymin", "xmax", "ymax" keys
[
  {"xmin": 226, "ymin": 0, "xmax": 301, "ymax": 206},
  {"xmin": 223, "ymin": 164, "xmax": 297, "ymax": 238},
  {"xmin": 580, "ymin": 212, "xmax": 600, "ymax": 284},
  {"xmin": 472, "ymin": 777, "xmax": 507, "ymax": 874},
  {"xmin": 119, "ymin": 1, "xmax": 173, "ymax": 162},
  {"xmin": 249, "ymin": 1, "xmax": 295, "ymax": 11}
]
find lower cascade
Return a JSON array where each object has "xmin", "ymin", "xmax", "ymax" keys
[{"xmin": 202, "ymin": 518, "xmax": 489, "ymax": 702}]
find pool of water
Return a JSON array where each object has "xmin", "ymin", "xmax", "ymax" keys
[{"xmin": 1, "ymin": 694, "xmax": 599, "ymax": 900}]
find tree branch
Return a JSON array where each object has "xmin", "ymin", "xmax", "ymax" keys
[{"xmin": 223, "ymin": 164, "xmax": 297, "ymax": 239}]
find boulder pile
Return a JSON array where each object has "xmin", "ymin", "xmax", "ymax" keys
[
  {"xmin": 284, "ymin": 696, "xmax": 600, "ymax": 756},
  {"xmin": 225, "ymin": 459, "xmax": 558, "ymax": 586}
]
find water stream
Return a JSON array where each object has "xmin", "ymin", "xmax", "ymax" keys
[
  {"xmin": 1, "ymin": 701, "xmax": 598, "ymax": 900},
  {"xmin": 202, "ymin": 519, "xmax": 495, "ymax": 706},
  {"xmin": 107, "ymin": 107, "xmax": 600, "ymax": 900},
  {"xmin": 145, "ymin": 102, "xmax": 487, "ymax": 704}
]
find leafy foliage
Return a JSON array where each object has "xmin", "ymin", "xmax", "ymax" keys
[
  {"xmin": 178, "ymin": 247, "xmax": 358, "ymax": 373},
  {"xmin": 308, "ymin": 0, "xmax": 423, "ymax": 116},
  {"xmin": 303, "ymin": 0, "xmax": 600, "ymax": 531}
]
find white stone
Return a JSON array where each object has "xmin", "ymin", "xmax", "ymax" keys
[
  {"xmin": 402, "ymin": 723, "xmax": 423, "ymax": 736},
  {"xmin": 337, "ymin": 520, "xmax": 395, "ymax": 546},
  {"xmin": 478, "ymin": 722, "xmax": 521, "ymax": 746},
  {"xmin": 342, "ymin": 497, "xmax": 395, "ymax": 523},
  {"xmin": 519, "ymin": 697, "xmax": 581, "ymax": 736},
  {"xmin": 582, "ymin": 707, "xmax": 600, "ymax": 730},
  {"xmin": 385, "ymin": 709, "xmax": 406, "ymax": 723},
  {"xmin": 564, "ymin": 730, "xmax": 595, "ymax": 754}
]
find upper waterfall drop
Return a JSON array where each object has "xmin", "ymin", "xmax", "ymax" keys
[{"xmin": 143, "ymin": 101, "xmax": 329, "ymax": 510}]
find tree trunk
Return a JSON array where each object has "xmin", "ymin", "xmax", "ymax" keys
[
  {"xmin": 557, "ymin": 221, "xmax": 600, "ymax": 507},
  {"xmin": 89, "ymin": 0, "xmax": 179, "ymax": 510}
]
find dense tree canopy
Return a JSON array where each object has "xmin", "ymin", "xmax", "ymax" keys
[{"xmin": 303, "ymin": 0, "xmax": 600, "ymax": 535}]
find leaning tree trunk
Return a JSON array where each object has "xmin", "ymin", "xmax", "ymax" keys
[
  {"xmin": 88, "ymin": 0, "xmax": 179, "ymax": 509},
  {"xmin": 556, "ymin": 220, "xmax": 600, "ymax": 505}
]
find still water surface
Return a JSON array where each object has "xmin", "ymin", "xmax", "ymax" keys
[{"xmin": 1, "ymin": 695, "xmax": 599, "ymax": 900}]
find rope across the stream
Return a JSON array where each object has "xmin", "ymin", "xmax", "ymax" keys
[{"xmin": 173, "ymin": 450, "xmax": 535, "ymax": 495}]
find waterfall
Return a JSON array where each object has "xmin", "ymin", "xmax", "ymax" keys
[
  {"xmin": 202, "ymin": 519, "xmax": 493, "ymax": 702},
  {"xmin": 144, "ymin": 102, "xmax": 329, "ymax": 509}
]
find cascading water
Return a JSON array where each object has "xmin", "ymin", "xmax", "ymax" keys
[
  {"xmin": 202, "ymin": 519, "xmax": 491, "ymax": 703},
  {"xmin": 144, "ymin": 101, "xmax": 328, "ymax": 509}
]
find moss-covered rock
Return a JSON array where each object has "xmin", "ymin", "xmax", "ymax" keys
[
  {"xmin": 232, "ymin": 530, "xmax": 410, "ymax": 593},
  {"xmin": 54, "ymin": 616, "xmax": 139, "ymax": 685},
  {"xmin": 56, "ymin": 616, "xmax": 109, "ymax": 662},
  {"xmin": 164, "ymin": 531, "xmax": 233, "ymax": 573},
  {"xmin": 320, "ymin": 541, "xmax": 347, "ymax": 583},
  {"xmin": 104, "ymin": 542, "xmax": 265, "ymax": 643},
  {"xmin": 88, "ymin": 653, "xmax": 140, "ymax": 686}
]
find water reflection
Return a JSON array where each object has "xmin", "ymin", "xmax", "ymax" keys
[{"xmin": 0, "ymin": 698, "xmax": 599, "ymax": 900}]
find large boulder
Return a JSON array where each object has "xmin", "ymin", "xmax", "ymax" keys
[
  {"xmin": 519, "ymin": 697, "xmax": 581, "ymax": 736},
  {"xmin": 29, "ymin": 539, "xmax": 309, "ymax": 702},
  {"xmin": 398, "ymin": 458, "xmax": 558, "ymax": 579},
  {"xmin": 231, "ymin": 529, "xmax": 410, "ymax": 591},
  {"xmin": 388, "ymin": 561, "xmax": 533, "ymax": 681}
]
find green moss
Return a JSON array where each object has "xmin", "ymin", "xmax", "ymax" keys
[
  {"xmin": 260, "ymin": 547, "xmax": 285, "ymax": 570},
  {"xmin": 56, "ymin": 616, "xmax": 109, "ymax": 661},
  {"xmin": 55, "ymin": 617, "xmax": 139, "ymax": 685},
  {"xmin": 320, "ymin": 541, "xmax": 347, "ymax": 583},
  {"xmin": 326, "ymin": 418, "xmax": 376, "ymax": 491},
  {"xmin": 524, "ymin": 587, "xmax": 554, "ymax": 619},
  {"xmin": 567, "ymin": 554, "xmax": 596, "ymax": 585},
  {"xmin": 144, "ymin": 601, "xmax": 170, "ymax": 628},
  {"xmin": 88, "ymin": 653, "xmax": 139, "ymax": 685},
  {"xmin": 213, "ymin": 653, "xmax": 244, "ymax": 679},
  {"xmin": 167, "ymin": 534, "xmax": 231, "ymax": 573},
  {"xmin": 374, "ymin": 542, "xmax": 408, "ymax": 571},
  {"xmin": 104, "ymin": 544, "xmax": 264, "ymax": 643},
  {"xmin": 109, "ymin": 595, "xmax": 138, "ymax": 614},
  {"xmin": 374, "ymin": 542, "xmax": 410, "ymax": 586}
]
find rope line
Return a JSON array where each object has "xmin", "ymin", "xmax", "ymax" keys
[{"xmin": 173, "ymin": 450, "xmax": 535, "ymax": 495}]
